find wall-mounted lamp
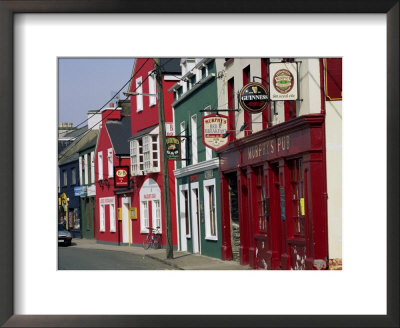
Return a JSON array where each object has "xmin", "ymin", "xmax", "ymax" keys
[
  {"xmin": 98, "ymin": 180, "xmax": 104, "ymax": 187},
  {"xmin": 104, "ymin": 178, "xmax": 109, "ymax": 187},
  {"xmin": 239, "ymin": 123, "xmax": 248, "ymax": 132}
]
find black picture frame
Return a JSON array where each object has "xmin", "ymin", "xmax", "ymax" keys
[{"xmin": 0, "ymin": 1, "xmax": 398, "ymax": 327}]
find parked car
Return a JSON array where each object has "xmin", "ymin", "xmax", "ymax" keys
[{"xmin": 58, "ymin": 223, "xmax": 72, "ymax": 246}]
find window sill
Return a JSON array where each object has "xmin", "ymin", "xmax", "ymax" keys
[{"xmin": 205, "ymin": 236, "xmax": 218, "ymax": 241}]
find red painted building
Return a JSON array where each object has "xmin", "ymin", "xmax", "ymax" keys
[
  {"xmin": 215, "ymin": 58, "xmax": 342, "ymax": 270},
  {"xmin": 95, "ymin": 104, "xmax": 132, "ymax": 245},
  {"xmin": 127, "ymin": 58, "xmax": 181, "ymax": 247}
]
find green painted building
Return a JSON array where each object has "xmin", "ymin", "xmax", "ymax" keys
[
  {"xmin": 170, "ymin": 58, "xmax": 222, "ymax": 259},
  {"xmin": 78, "ymin": 132, "xmax": 98, "ymax": 239}
]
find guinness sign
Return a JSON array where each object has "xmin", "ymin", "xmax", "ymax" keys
[{"xmin": 239, "ymin": 82, "xmax": 269, "ymax": 114}]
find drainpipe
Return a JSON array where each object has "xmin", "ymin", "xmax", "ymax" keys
[{"xmin": 319, "ymin": 58, "xmax": 329, "ymax": 268}]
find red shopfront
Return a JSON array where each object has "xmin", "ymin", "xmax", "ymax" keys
[{"xmin": 218, "ymin": 114, "xmax": 329, "ymax": 270}]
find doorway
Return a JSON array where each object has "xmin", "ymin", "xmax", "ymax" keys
[
  {"xmin": 122, "ymin": 197, "xmax": 131, "ymax": 244},
  {"xmin": 226, "ymin": 172, "xmax": 240, "ymax": 262},
  {"xmin": 191, "ymin": 183, "xmax": 201, "ymax": 254}
]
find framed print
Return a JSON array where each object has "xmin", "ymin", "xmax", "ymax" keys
[{"xmin": 1, "ymin": 1, "xmax": 398, "ymax": 327}]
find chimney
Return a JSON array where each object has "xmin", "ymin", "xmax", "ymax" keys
[
  {"xmin": 69, "ymin": 123, "xmax": 73, "ymax": 128},
  {"xmin": 59, "ymin": 122, "xmax": 63, "ymax": 128},
  {"xmin": 109, "ymin": 103, "xmax": 114, "ymax": 108}
]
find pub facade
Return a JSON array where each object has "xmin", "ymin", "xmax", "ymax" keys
[{"xmin": 216, "ymin": 58, "xmax": 342, "ymax": 270}]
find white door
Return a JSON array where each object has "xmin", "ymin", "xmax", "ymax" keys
[{"xmin": 122, "ymin": 197, "xmax": 130, "ymax": 244}]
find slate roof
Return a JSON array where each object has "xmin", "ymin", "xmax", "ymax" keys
[
  {"xmin": 106, "ymin": 116, "xmax": 131, "ymax": 156},
  {"xmin": 61, "ymin": 125, "xmax": 88, "ymax": 139},
  {"xmin": 160, "ymin": 58, "xmax": 181, "ymax": 75},
  {"xmin": 58, "ymin": 129, "xmax": 99, "ymax": 164},
  {"xmin": 129, "ymin": 124, "xmax": 158, "ymax": 140}
]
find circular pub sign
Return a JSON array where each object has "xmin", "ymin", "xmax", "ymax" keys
[{"xmin": 239, "ymin": 82, "xmax": 269, "ymax": 114}]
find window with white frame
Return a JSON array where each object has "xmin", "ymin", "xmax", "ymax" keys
[
  {"xmin": 107, "ymin": 148, "xmax": 113, "ymax": 178},
  {"xmin": 109, "ymin": 204, "xmax": 116, "ymax": 232},
  {"xmin": 191, "ymin": 114, "xmax": 198, "ymax": 164},
  {"xmin": 130, "ymin": 139, "xmax": 144, "ymax": 176},
  {"xmin": 180, "ymin": 122, "xmax": 186, "ymax": 168},
  {"xmin": 153, "ymin": 200, "xmax": 161, "ymax": 231},
  {"xmin": 136, "ymin": 77, "xmax": 143, "ymax": 112},
  {"xmin": 143, "ymin": 135, "xmax": 159, "ymax": 173},
  {"xmin": 84, "ymin": 153, "xmax": 89, "ymax": 184},
  {"xmin": 79, "ymin": 156, "xmax": 83, "ymax": 184},
  {"xmin": 204, "ymin": 107, "xmax": 213, "ymax": 160},
  {"xmin": 91, "ymin": 151, "xmax": 95, "ymax": 184},
  {"xmin": 100, "ymin": 204, "xmax": 105, "ymax": 232},
  {"xmin": 141, "ymin": 201, "xmax": 149, "ymax": 232},
  {"xmin": 98, "ymin": 151, "xmax": 103, "ymax": 180},
  {"xmin": 148, "ymin": 71, "xmax": 156, "ymax": 106},
  {"xmin": 204, "ymin": 179, "xmax": 218, "ymax": 240}
]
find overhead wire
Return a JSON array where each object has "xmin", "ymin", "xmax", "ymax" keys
[{"xmin": 59, "ymin": 58, "xmax": 173, "ymax": 163}]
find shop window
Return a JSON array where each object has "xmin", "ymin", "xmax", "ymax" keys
[
  {"xmin": 99, "ymin": 204, "xmax": 105, "ymax": 232},
  {"xmin": 109, "ymin": 204, "xmax": 116, "ymax": 232},
  {"xmin": 183, "ymin": 190, "xmax": 190, "ymax": 236},
  {"xmin": 204, "ymin": 180, "xmax": 217, "ymax": 240},
  {"xmin": 255, "ymin": 166, "xmax": 268, "ymax": 234},
  {"xmin": 153, "ymin": 200, "xmax": 161, "ymax": 231},
  {"xmin": 136, "ymin": 77, "xmax": 143, "ymax": 112},
  {"xmin": 141, "ymin": 201, "xmax": 149, "ymax": 233},
  {"xmin": 289, "ymin": 159, "xmax": 305, "ymax": 236},
  {"xmin": 148, "ymin": 70, "xmax": 156, "ymax": 106},
  {"xmin": 71, "ymin": 167, "xmax": 76, "ymax": 185}
]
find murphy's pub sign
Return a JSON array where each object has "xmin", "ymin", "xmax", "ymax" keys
[
  {"xmin": 114, "ymin": 166, "xmax": 130, "ymax": 188},
  {"xmin": 202, "ymin": 114, "xmax": 229, "ymax": 151},
  {"xmin": 239, "ymin": 82, "xmax": 269, "ymax": 114}
]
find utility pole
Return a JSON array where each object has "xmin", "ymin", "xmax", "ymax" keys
[{"xmin": 154, "ymin": 58, "xmax": 173, "ymax": 259}]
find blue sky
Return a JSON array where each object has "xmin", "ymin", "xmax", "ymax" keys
[{"xmin": 58, "ymin": 58, "xmax": 135, "ymax": 128}]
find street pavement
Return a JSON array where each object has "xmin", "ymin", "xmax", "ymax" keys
[{"xmin": 64, "ymin": 238, "xmax": 250, "ymax": 270}]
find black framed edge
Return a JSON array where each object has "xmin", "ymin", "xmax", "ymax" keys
[{"xmin": 0, "ymin": 0, "xmax": 398, "ymax": 327}]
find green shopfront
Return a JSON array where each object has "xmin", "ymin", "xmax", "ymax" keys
[{"xmin": 171, "ymin": 58, "xmax": 222, "ymax": 259}]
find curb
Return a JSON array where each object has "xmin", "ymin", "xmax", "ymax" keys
[{"xmin": 145, "ymin": 254, "xmax": 183, "ymax": 270}]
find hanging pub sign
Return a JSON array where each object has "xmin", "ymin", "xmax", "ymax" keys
[
  {"xmin": 202, "ymin": 114, "xmax": 229, "ymax": 151},
  {"xmin": 113, "ymin": 166, "xmax": 130, "ymax": 188},
  {"xmin": 166, "ymin": 136, "xmax": 181, "ymax": 160},
  {"xmin": 239, "ymin": 82, "xmax": 269, "ymax": 114},
  {"xmin": 269, "ymin": 62, "xmax": 298, "ymax": 101}
]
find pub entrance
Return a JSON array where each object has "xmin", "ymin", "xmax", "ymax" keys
[{"xmin": 226, "ymin": 172, "xmax": 240, "ymax": 262}]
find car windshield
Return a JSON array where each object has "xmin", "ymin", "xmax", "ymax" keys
[{"xmin": 58, "ymin": 224, "xmax": 66, "ymax": 231}]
